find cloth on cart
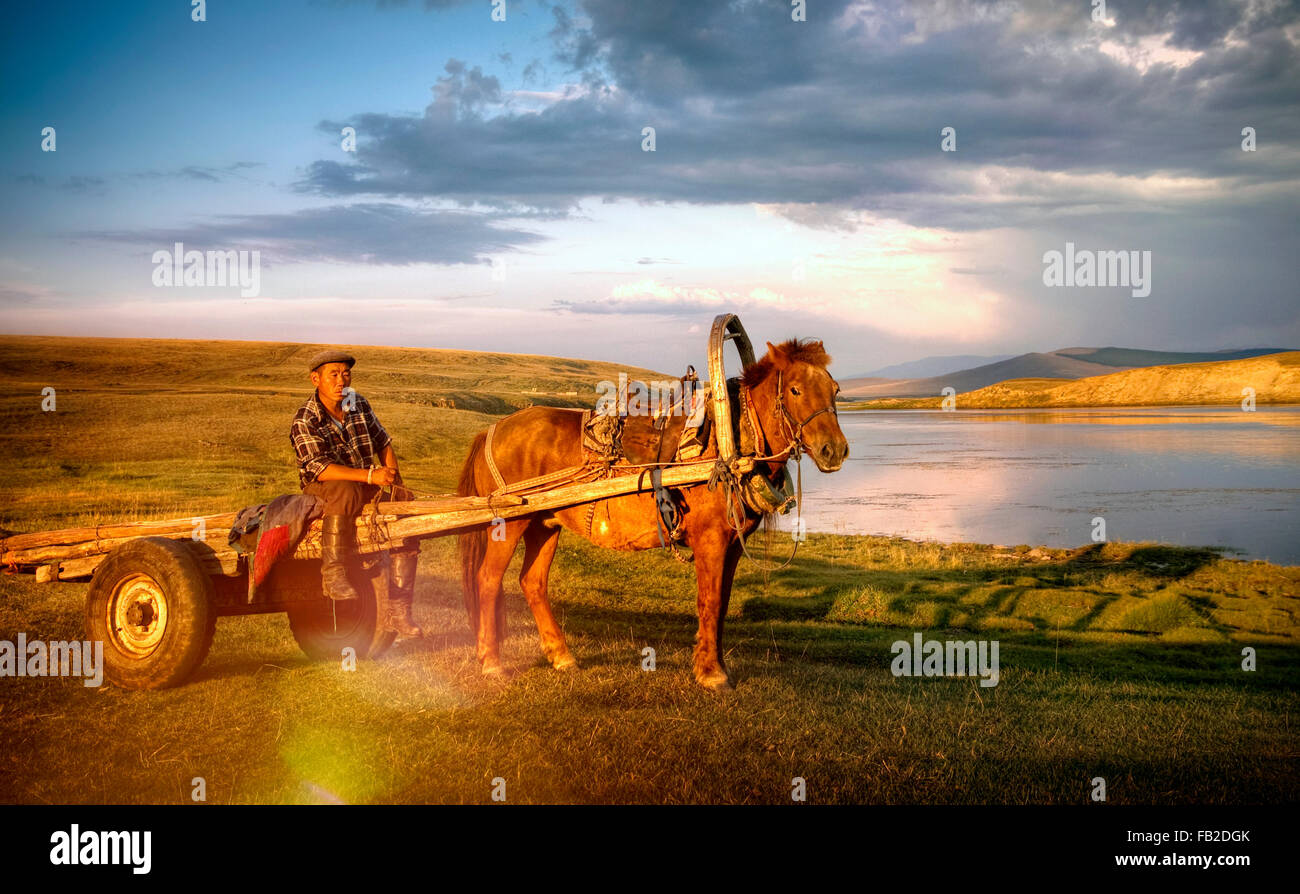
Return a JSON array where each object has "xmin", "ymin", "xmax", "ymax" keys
[
  {"xmin": 581, "ymin": 368, "xmax": 712, "ymax": 467},
  {"xmin": 228, "ymin": 493, "xmax": 323, "ymax": 596}
]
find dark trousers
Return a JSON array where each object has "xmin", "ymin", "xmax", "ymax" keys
[
  {"xmin": 302, "ymin": 479, "xmax": 417, "ymax": 558},
  {"xmin": 303, "ymin": 479, "xmax": 382, "ymax": 517}
]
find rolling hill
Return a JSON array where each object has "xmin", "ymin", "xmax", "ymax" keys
[
  {"xmin": 839, "ymin": 346, "xmax": 1292, "ymax": 399},
  {"xmin": 844, "ymin": 351, "xmax": 1300, "ymax": 409},
  {"xmin": 846, "ymin": 353, "xmax": 1014, "ymax": 380},
  {"xmin": 0, "ymin": 334, "xmax": 669, "ymax": 417}
]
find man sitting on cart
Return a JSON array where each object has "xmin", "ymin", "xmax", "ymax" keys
[{"xmin": 289, "ymin": 349, "xmax": 422, "ymax": 639}]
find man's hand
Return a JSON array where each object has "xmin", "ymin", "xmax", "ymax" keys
[{"xmin": 372, "ymin": 466, "xmax": 397, "ymax": 487}]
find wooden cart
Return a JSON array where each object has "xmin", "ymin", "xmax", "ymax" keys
[
  {"xmin": 0, "ymin": 314, "xmax": 761, "ymax": 689},
  {"xmin": 1, "ymin": 458, "xmax": 757, "ymax": 689}
]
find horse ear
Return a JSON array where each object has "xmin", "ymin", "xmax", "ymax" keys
[{"xmin": 765, "ymin": 340, "xmax": 788, "ymax": 366}]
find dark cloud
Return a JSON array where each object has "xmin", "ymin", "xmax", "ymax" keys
[
  {"xmin": 433, "ymin": 59, "xmax": 504, "ymax": 118},
  {"xmin": 314, "ymin": 0, "xmax": 471, "ymax": 9},
  {"xmin": 62, "ymin": 175, "xmax": 106, "ymax": 193},
  {"xmin": 291, "ymin": 0, "xmax": 1299, "ymax": 233},
  {"xmin": 133, "ymin": 162, "xmax": 264, "ymax": 183},
  {"xmin": 81, "ymin": 203, "xmax": 546, "ymax": 265},
  {"xmin": 550, "ymin": 4, "xmax": 606, "ymax": 75},
  {"xmin": 7, "ymin": 164, "xmax": 263, "ymax": 192},
  {"xmin": 9, "ymin": 173, "xmax": 106, "ymax": 193}
]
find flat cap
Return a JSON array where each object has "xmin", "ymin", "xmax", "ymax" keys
[{"xmin": 308, "ymin": 350, "xmax": 356, "ymax": 372}]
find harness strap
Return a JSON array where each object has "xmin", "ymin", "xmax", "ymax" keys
[
  {"xmin": 740, "ymin": 383, "xmax": 765, "ymax": 458},
  {"xmin": 484, "ymin": 420, "xmax": 608, "ymax": 499},
  {"xmin": 484, "ymin": 423, "xmax": 507, "ymax": 491},
  {"xmin": 650, "ymin": 466, "xmax": 683, "ymax": 541}
]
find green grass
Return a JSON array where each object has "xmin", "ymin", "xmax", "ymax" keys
[
  {"xmin": 0, "ymin": 336, "xmax": 1297, "ymax": 804},
  {"xmin": 2, "ymin": 534, "xmax": 1296, "ymax": 804}
]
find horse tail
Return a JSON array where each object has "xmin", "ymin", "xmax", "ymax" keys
[{"xmin": 457, "ymin": 430, "xmax": 489, "ymax": 635}]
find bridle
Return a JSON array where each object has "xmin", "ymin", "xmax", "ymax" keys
[{"xmin": 743, "ymin": 368, "xmax": 839, "ymax": 463}]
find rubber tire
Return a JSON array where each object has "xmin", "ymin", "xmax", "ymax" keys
[
  {"xmin": 84, "ymin": 536, "xmax": 217, "ymax": 690},
  {"xmin": 286, "ymin": 562, "xmax": 397, "ymax": 662}
]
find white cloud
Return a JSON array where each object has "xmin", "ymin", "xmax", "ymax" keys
[{"xmin": 1097, "ymin": 33, "xmax": 1204, "ymax": 73}]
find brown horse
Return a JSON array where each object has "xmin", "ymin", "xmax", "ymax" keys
[{"xmin": 455, "ymin": 337, "xmax": 848, "ymax": 690}]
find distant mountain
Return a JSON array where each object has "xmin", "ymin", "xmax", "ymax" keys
[
  {"xmin": 1053, "ymin": 346, "xmax": 1292, "ymax": 367},
  {"xmin": 849, "ymin": 353, "xmax": 1015, "ymax": 380},
  {"xmin": 840, "ymin": 352, "xmax": 1127, "ymax": 399},
  {"xmin": 838, "ymin": 347, "xmax": 1295, "ymax": 400},
  {"xmin": 844, "ymin": 351, "xmax": 1300, "ymax": 409}
]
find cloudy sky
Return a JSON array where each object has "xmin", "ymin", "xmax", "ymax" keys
[{"xmin": 1, "ymin": 0, "xmax": 1297, "ymax": 374}]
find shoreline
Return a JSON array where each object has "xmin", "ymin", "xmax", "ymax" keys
[{"xmin": 840, "ymin": 400, "xmax": 1300, "ymax": 411}]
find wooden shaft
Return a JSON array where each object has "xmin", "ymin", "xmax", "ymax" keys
[
  {"xmin": 14, "ymin": 457, "xmax": 750, "ymax": 577},
  {"xmin": 0, "ymin": 513, "xmax": 240, "ymax": 552},
  {"xmin": 0, "ymin": 493, "xmax": 525, "ymax": 555},
  {"xmin": 376, "ymin": 457, "xmax": 748, "ymax": 542},
  {"xmin": 4, "ymin": 532, "xmax": 240, "ymax": 565}
]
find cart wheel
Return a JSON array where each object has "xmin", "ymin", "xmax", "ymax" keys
[
  {"xmin": 84, "ymin": 537, "xmax": 217, "ymax": 690},
  {"xmin": 286, "ymin": 563, "xmax": 396, "ymax": 662}
]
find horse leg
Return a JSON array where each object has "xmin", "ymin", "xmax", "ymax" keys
[
  {"xmin": 715, "ymin": 536, "xmax": 743, "ymax": 679},
  {"xmin": 519, "ymin": 519, "xmax": 578, "ymax": 671},
  {"xmin": 476, "ymin": 518, "xmax": 529, "ymax": 675},
  {"xmin": 692, "ymin": 528, "xmax": 735, "ymax": 692}
]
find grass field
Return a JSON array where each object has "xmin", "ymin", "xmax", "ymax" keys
[{"xmin": 0, "ymin": 336, "xmax": 1297, "ymax": 804}]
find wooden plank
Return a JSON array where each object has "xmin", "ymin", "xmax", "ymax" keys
[
  {"xmin": 0, "ymin": 513, "xmax": 239, "ymax": 552},
  {"xmin": 366, "ymin": 457, "xmax": 748, "ymax": 543},
  {"xmin": 4, "ymin": 532, "xmax": 239, "ymax": 566},
  {"xmin": 372, "ymin": 494, "xmax": 526, "ymax": 515},
  {"xmin": 0, "ymin": 493, "xmax": 524, "ymax": 558},
  {"xmin": 57, "ymin": 556, "xmax": 102, "ymax": 580},
  {"xmin": 11, "ymin": 457, "xmax": 747, "ymax": 571},
  {"xmin": 54, "ymin": 547, "xmax": 238, "ymax": 582}
]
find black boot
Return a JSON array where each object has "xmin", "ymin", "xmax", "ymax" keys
[
  {"xmin": 385, "ymin": 547, "xmax": 423, "ymax": 638},
  {"xmin": 320, "ymin": 515, "xmax": 360, "ymax": 601}
]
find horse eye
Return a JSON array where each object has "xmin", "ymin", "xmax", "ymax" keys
[{"xmin": 791, "ymin": 387, "xmax": 801, "ymax": 396}]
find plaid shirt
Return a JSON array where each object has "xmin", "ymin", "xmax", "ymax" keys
[{"xmin": 290, "ymin": 389, "xmax": 392, "ymax": 488}]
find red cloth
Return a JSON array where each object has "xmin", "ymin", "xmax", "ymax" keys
[{"xmin": 252, "ymin": 524, "xmax": 292, "ymax": 590}]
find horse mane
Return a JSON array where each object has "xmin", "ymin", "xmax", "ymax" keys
[{"xmin": 740, "ymin": 338, "xmax": 832, "ymax": 389}]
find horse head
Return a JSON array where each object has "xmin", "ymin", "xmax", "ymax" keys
[{"xmin": 741, "ymin": 338, "xmax": 849, "ymax": 473}]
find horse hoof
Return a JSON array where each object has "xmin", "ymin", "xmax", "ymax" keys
[
  {"xmin": 697, "ymin": 671, "xmax": 733, "ymax": 692},
  {"xmin": 552, "ymin": 655, "xmax": 580, "ymax": 671},
  {"xmin": 481, "ymin": 662, "xmax": 505, "ymax": 677}
]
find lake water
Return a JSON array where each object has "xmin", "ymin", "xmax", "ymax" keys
[{"xmin": 790, "ymin": 406, "xmax": 1300, "ymax": 565}]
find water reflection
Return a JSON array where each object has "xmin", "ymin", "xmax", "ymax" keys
[{"xmin": 790, "ymin": 406, "xmax": 1300, "ymax": 564}]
